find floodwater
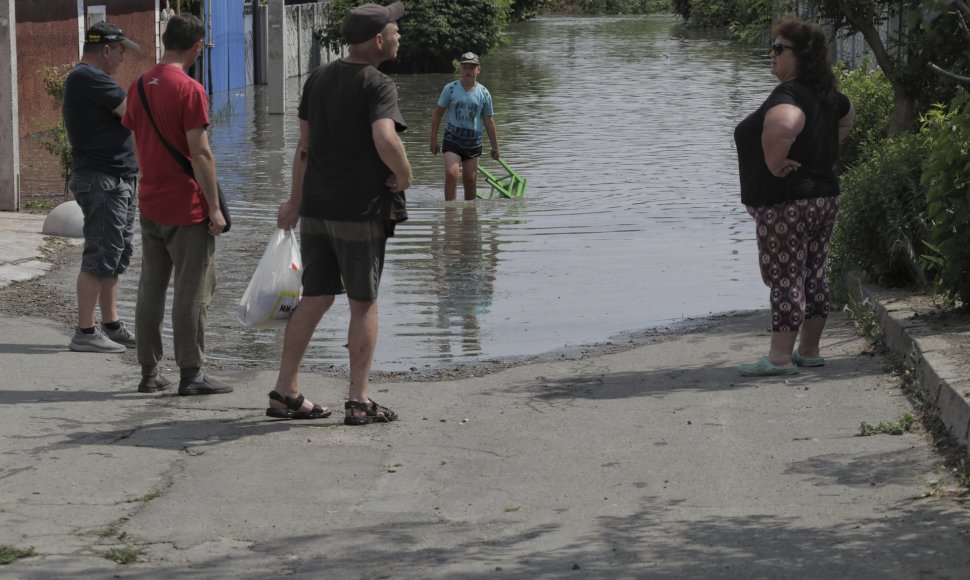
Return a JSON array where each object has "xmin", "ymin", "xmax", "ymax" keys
[{"xmin": 91, "ymin": 16, "xmax": 781, "ymax": 371}]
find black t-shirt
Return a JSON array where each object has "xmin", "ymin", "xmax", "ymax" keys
[
  {"xmin": 734, "ymin": 80, "xmax": 851, "ymax": 207},
  {"xmin": 62, "ymin": 63, "xmax": 137, "ymax": 177},
  {"xmin": 298, "ymin": 60, "xmax": 408, "ymax": 223}
]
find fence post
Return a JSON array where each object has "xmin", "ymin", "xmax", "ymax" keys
[{"xmin": 0, "ymin": 0, "xmax": 20, "ymax": 211}]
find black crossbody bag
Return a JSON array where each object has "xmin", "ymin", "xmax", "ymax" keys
[{"xmin": 135, "ymin": 76, "xmax": 231, "ymax": 232}]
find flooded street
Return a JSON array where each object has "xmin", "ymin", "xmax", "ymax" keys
[{"xmin": 61, "ymin": 16, "xmax": 781, "ymax": 372}]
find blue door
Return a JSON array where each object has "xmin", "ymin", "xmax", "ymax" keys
[{"xmin": 205, "ymin": 0, "xmax": 246, "ymax": 93}]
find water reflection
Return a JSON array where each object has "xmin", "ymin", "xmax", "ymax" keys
[
  {"xmin": 404, "ymin": 204, "xmax": 500, "ymax": 358},
  {"xmin": 51, "ymin": 15, "xmax": 782, "ymax": 372}
]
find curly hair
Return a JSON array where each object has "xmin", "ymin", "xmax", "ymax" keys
[{"xmin": 772, "ymin": 15, "xmax": 838, "ymax": 109}]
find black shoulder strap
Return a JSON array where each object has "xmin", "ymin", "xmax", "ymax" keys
[{"xmin": 136, "ymin": 76, "xmax": 195, "ymax": 179}]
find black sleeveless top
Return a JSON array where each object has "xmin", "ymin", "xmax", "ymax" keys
[{"xmin": 734, "ymin": 80, "xmax": 851, "ymax": 207}]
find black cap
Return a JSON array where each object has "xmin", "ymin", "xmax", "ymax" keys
[
  {"xmin": 85, "ymin": 21, "xmax": 140, "ymax": 50},
  {"xmin": 459, "ymin": 52, "xmax": 480, "ymax": 65},
  {"xmin": 340, "ymin": 2, "xmax": 405, "ymax": 45}
]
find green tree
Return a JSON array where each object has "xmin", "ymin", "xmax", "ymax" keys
[
  {"xmin": 807, "ymin": 0, "xmax": 969, "ymax": 134},
  {"xmin": 511, "ymin": 0, "xmax": 552, "ymax": 20},
  {"xmin": 38, "ymin": 64, "xmax": 74, "ymax": 196},
  {"xmin": 319, "ymin": 0, "xmax": 506, "ymax": 74}
]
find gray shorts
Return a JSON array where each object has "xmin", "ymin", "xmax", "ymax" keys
[
  {"xmin": 70, "ymin": 169, "xmax": 137, "ymax": 278},
  {"xmin": 300, "ymin": 218, "xmax": 390, "ymax": 302}
]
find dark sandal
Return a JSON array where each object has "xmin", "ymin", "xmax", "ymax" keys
[
  {"xmin": 266, "ymin": 390, "xmax": 332, "ymax": 420},
  {"xmin": 344, "ymin": 399, "xmax": 398, "ymax": 426}
]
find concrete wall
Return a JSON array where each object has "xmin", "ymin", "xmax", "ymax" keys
[{"xmin": 283, "ymin": 1, "xmax": 339, "ymax": 79}]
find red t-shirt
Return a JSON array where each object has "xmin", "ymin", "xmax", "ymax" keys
[{"xmin": 122, "ymin": 64, "xmax": 210, "ymax": 225}]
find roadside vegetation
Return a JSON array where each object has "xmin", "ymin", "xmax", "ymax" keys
[
  {"xmin": 38, "ymin": 64, "xmax": 74, "ymax": 196},
  {"xmin": 0, "ymin": 545, "xmax": 37, "ymax": 565}
]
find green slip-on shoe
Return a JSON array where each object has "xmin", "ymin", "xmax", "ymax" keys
[
  {"xmin": 739, "ymin": 356, "xmax": 799, "ymax": 377},
  {"xmin": 792, "ymin": 350, "xmax": 825, "ymax": 367}
]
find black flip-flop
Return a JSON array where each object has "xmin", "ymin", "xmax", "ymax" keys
[{"xmin": 266, "ymin": 390, "xmax": 332, "ymax": 420}]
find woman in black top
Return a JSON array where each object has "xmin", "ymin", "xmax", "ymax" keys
[{"xmin": 734, "ymin": 16, "xmax": 855, "ymax": 376}]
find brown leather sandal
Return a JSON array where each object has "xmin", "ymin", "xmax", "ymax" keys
[
  {"xmin": 266, "ymin": 391, "xmax": 332, "ymax": 420},
  {"xmin": 344, "ymin": 399, "xmax": 398, "ymax": 426}
]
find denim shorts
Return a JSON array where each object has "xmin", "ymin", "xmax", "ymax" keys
[
  {"xmin": 300, "ymin": 218, "xmax": 390, "ymax": 302},
  {"xmin": 443, "ymin": 139, "xmax": 483, "ymax": 161},
  {"xmin": 70, "ymin": 169, "xmax": 137, "ymax": 278}
]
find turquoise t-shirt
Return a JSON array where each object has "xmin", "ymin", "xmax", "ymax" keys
[{"xmin": 437, "ymin": 80, "xmax": 494, "ymax": 150}]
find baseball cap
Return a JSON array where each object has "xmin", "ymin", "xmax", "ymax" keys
[
  {"xmin": 341, "ymin": 2, "xmax": 405, "ymax": 45},
  {"xmin": 459, "ymin": 52, "xmax": 480, "ymax": 65},
  {"xmin": 85, "ymin": 21, "xmax": 140, "ymax": 50}
]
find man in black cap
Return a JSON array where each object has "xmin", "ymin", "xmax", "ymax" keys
[
  {"xmin": 267, "ymin": 1, "xmax": 411, "ymax": 425},
  {"xmin": 63, "ymin": 22, "xmax": 141, "ymax": 357}
]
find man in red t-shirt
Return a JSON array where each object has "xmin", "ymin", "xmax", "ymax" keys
[{"xmin": 122, "ymin": 13, "xmax": 231, "ymax": 396}]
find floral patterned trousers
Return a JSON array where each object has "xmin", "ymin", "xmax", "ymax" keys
[{"xmin": 753, "ymin": 197, "xmax": 839, "ymax": 333}]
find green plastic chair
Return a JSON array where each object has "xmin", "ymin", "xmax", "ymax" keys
[{"xmin": 477, "ymin": 158, "xmax": 527, "ymax": 199}]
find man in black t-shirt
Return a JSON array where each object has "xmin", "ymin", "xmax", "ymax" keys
[
  {"xmin": 267, "ymin": 2, "xmax": 412, "ymax": 425},
  {"xmin": 63, "ymin": 22, "xmax": 145, "ymax": 365}
]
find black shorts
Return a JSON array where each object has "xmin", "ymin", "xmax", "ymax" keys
[
  {"xmin": 442, "ymin": 139, "xmax": 482, "ymax": 161},
  {"xmin": 300, "ymin": 218, "xmax": 389, "ymax": 302}
]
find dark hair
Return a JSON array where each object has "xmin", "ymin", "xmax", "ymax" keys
[
  {"xmin": 772, "ymin": 15, "xmax": 838, "ymax": 108},
  {"xmin": 162, "ymin": 13, "xmax": 204, "ymax": 51},
  {"xmin": 82, "ymin": 43, "xmax": 111, "ymax": 55}
]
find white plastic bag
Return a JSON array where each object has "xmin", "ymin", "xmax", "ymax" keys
[{"xmin": 237, "ymin": 228, "xmax": 302, "ymax": 328}]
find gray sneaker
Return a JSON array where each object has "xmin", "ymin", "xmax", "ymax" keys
[
  {"xmin": 103, "ymin": 320, "xmax": 136, "ymax": 348},
  {"xmin": 69, "ymin": 327, "xmax": 126, "ymax": 353}
]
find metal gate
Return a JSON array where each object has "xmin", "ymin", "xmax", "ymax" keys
[{"xmin": 203, "ymin": 0, "xmax": 246, "ymax": 93}]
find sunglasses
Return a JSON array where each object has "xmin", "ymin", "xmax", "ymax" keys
[{"xmin": 771, "ymin": 43, "xmax": 796, "ymax": 56}]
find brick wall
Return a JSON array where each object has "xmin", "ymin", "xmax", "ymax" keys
[{"xmin": 16, "ymin": 0, "xmax": 158, "ymax": 137}]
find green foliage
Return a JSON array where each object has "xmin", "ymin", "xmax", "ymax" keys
[
  {"xmin": 38, "ymin": 64, "xmax": 74, "ymax": 195},
  {"xmin": 21, "ymin": 200, "xmax": 53, "ymax": 212},
  {"xmin": 829, "ymin": 132, "xmax": 930, "ymax": 291},
  {"xmin": 681, "ymin": 0, "xmax": 735, "ymax": 28},
  {"xmin": 859, "ymin": 412, "xmax": 917, "ymax": 436},
  {"xmin": 512, "ymin": 0, "xmax": 552, "ymax": 20},
  {"xmin": 546, "ymin": 0, "xmax": 670, "ymax": 14},
  {"xmin": 727, "ymin": 0, "xmax": 775, "ymax": 44},
  {"xmin": 842, "ymin": 295, "xmax": 883, "ymax": 342},
  {"xmin": 669, "ymin": 0, "xmax": 780, "ymax": 42},
  {"xmin": 319, "ymin": 0, "xmax": 506, "ymax": 73},
  {"xmin": 103, "ymin": 547, "xmax": 139, "ymax": 565},
  {"xmin": 835, "ymin": 56, "xmax": 893, "ymax": 169},
  {"xmin": 919, "ymin": 91, "xmax": 970, "ymax": 306},
  {"xmin": 670, "ymin": 0, "xmax": 690, "ymax": 19},
  {"xmin": 810, "ymin": 0, "xmax": 970, "ymax": 133},
  {"xmin": 0, "ymin": 545, "xmax": 37, "ymax": 565}
]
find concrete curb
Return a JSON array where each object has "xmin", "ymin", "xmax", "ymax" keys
[{"xmin": 847, "ymin": 271, "xmax": 970, "ymax": 450}]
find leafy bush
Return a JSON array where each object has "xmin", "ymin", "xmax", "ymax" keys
[
  {"xmin": 319, "ymin": 0, "xmax": 506, "ymax": 73},
  {"xmin": 835, "ymin": 57, "xmax": 893, "ymax": 170},
  {"xmin": 829, "ymin": 131, "xmax": 930, "ymax": 296},
  {"xmin": 681, "ymin": 0, "xmax": 736, "ymax": 28},
  {"xmin": 671, "ymin": 0, "xmax": 690, "ymax": 19},
  {"xmin": 511, "ymin": 0, "xmax": 552, "ymax": 20},
  {"xmin": 920, "ymin": 91, "xmax": 970, "ymax": 306},
  {"xmin": 727, "ymin": 0, "xmax": 774, "ymax": 43}
]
